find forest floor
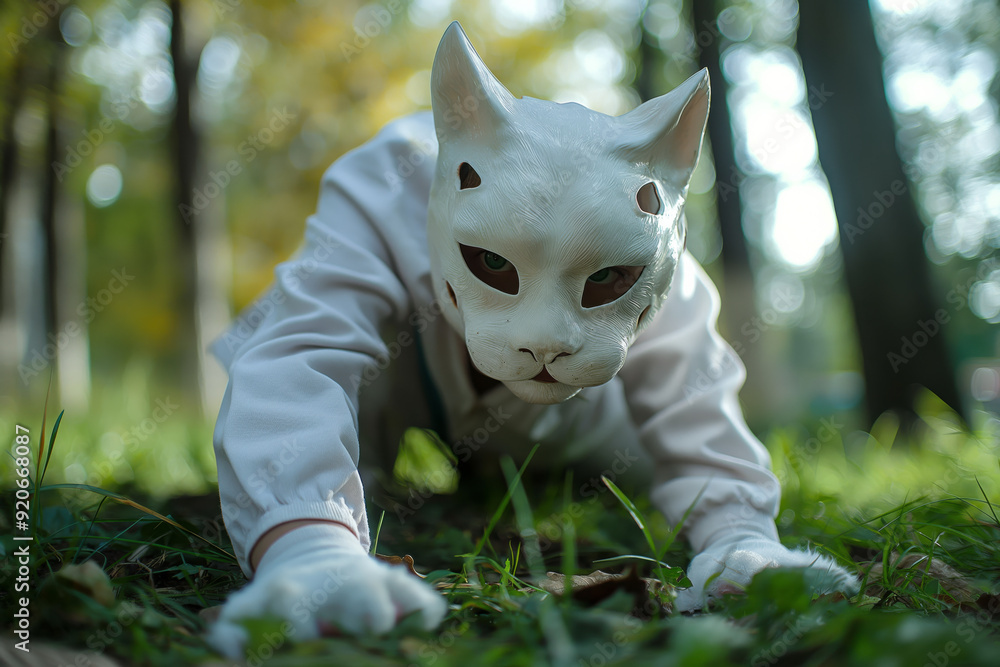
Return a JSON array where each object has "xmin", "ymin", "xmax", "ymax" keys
[{"xmin": 2, "ymin": 396, "xmax": 999, "ymax": 666}]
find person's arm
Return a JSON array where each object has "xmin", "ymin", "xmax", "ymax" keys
[
  {"xmin": 618, "ymin": 252, "xmax": 781, "ymax": 550},
  {"xmin": 211, "ymin": 113, "xmax": 435, "ymax": 575},
  {"xmin": 618, "ymin": 252, "xmax": 857, "ymax": 609},
  {"xmin": 206, "ymin": 115, "xmax": 447, "ymax": 659}
]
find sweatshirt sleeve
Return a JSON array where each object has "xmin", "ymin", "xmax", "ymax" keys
[
  {"xmin": 617, "ymin": 252, "xmax": 781, "ymax": 554},
  {"xmin": 211, "ymin": 115, "xmax": 434, "ymax": 576}
]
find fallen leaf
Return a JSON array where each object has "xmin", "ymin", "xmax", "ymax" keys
[
  {"xmin": 375, "ymin": 553, "xmax": 424, "ymax": 578},
  {"xmin": 53, "ymin": 561, "xmax": 117, "ymax": 607},
  {"xmin": 862, "ymin": 552, "xmax": 980, "ymax": 605},
  {"xmin": 531, "ymin": 567, "xmax": 673, "ymax": 615},
  {"xmin": 199, "ymin": 605, "xmax": 222, "ymax": 625}
]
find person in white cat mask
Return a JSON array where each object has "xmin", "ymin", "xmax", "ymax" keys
[{"xmin": 207, "ymin": 22, "xmax": 857, "ymax": 658}]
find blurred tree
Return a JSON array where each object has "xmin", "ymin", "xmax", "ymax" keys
[
  {"xmin": 169, "ymin": 0, "xmax": 206, "ymax": 407},
  {"xmin": 0, "ymin": 48, "xmax": 26, "ymax": 323},
  {"xmin": 797, "ymin": 0, "xmax": 961, "ymax": 425},
  {"xmin": 41, "ymin": 9, "xmax": 65, "ymax": 365},
  {"xmin": 690, "ymin": 0, "xmax": 753, "ymax": 295},
  {"xmin": 686, "ymin": 0, "xmax": 764, "ymax": 409}
]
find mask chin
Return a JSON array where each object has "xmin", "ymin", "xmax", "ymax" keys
[{"xmin": 503, "ymin": 379, "xmax": 582, "ymax": 405}]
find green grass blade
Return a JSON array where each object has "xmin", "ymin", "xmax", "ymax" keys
[
  {"xmin": 32, "ymin": 376, "xmax": 54, "ymax": 532},
  {"xmin": 592, "ymin": 554, "xmax": 673, "ymax": 567},
  {"xmin": 372, "ymin": 510, "xmax": 385, "ymax": 555},
  {"xmin": 74, "ymin": 495, "xmax": 109, "ymax": 564},
  {"xmin": 974, "ymin": 477, "xmax": 998, "ymax": 526},
  {"xmin": 602, "ymin": 475, "xmax": 658, "ymax": 558},
  {"xmin": 469, "ymin": 444, "xmax": 540, "ymax": 561},
  {"xmin": 35, "ymin": 372, "xmax": 53, "ymax": 492},
  {"xmin": 40, "ymin": 483, "xmax": 235, "ymax": 561},
  {"xmin": 40, "ymin": 409, "xmax": 63, "ymax": 488},
  {"xmin": 561, "ymin": 472, "xmax": 576, "ymax": 600},
  {"xmin": 662, "ymin": 481, "xmax": 709, "ymax": 558},
  {"xmin": 500, "ymin": 455, "xmax": 544, "ymax": 581}
]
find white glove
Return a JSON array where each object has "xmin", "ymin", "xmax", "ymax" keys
[
  {"xmin": 206, "ymin": 523, "xmax": 447, "ymax": 659},
  {"xmin": 674, "ymin": 537, "xmax": 859, "ymax": 612}
]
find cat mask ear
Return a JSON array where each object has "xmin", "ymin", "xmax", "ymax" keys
[
  {"xmin": 616, "ymin": 68, "xmax": 711, "ymax": 192},
  {"xmin": 431, "ymin": 21, "xmax": 516, "ymax": 143}
]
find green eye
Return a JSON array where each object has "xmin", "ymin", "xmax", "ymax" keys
[
  {"xmin": 581, "ymin": 265, "xmax": 645, "ymax": 307},
  {"xmin": 460, "ymin": 244, "xmax": 519, "ymax": 294},
  {"xmin": 483, "ymin": 252, "xmax": 508, "ymax": 271},
  {"xmin": 588, "ymin": 268, "xmax": 612, "ymax": 283}
]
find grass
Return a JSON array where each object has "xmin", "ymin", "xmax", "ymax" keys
[{"xmin": 1, "ymin": 390, "xmax": 999, "ymax": 666}]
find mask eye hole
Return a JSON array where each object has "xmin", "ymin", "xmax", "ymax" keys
[
  {"xmin": 459, "ymin": 162, "xmax": 481, "ymax": 190},
  {"xmin": 582, "ymin": 265, "xmax": 644, "ymax": 308},
  {"xmin": 637, "ymin": 182, "xmax": 662, "ymax": 215},
  {"xmin": 459, "ymin": 244, "xmax": 519, "ymax": 295}
]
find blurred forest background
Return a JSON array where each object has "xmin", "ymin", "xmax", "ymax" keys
[{"xmin": 1, "ymin": 0, "xmax": 998, "ymax": 496}]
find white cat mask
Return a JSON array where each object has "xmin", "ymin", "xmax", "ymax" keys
[{"xmin": 428, "ymin": 22, "xmax": 710, "ymax": 405}]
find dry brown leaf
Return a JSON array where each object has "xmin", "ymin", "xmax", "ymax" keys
[
  {"xmin": 53, "ymin": 561, "xmax": 117, "ymax": 607},
  {"xmin": 374, "ymin": 553, "xmax": 423, "ymax": 577},
  {"xmin": 199, "ymin": 605, "xmax": 223, "ymax": 625},
  {"xmin": 531, "ymin": 568, "xmax": 673, "ymax": 615},
  {"xmin": 863, "ymin": 552, "xmax": 980, "ymax": 604}
]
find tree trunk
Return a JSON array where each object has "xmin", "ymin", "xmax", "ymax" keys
[
  {"xmin": 0, "ymin": 43, "xmax": 28, "ymax": 388},
  {"xmin": 688, "ymin": 0, "xmax": 769, "ymax": 418},
  {"xmin": 0, "ymin": 48, "xmax": 27, "ymax": 321},
  {"xmin": 40, "ymin": 21, "xmax": 63, "ymax": 370},
  {"xmin": 635, "ymin": 14, "xmax": 659, "ymax": 103},
  {"xmin": 40, "ymin": 13, "xmax": 90, "ymax": 411},
  {"xmin": 169, "ymin": 0, "xmax": 204, "ymax": 408},
  {"xmin": 690, "ymin": 0, "xmax": 753, "ymax": 286},
  {"xmin": 797, "ymin": 0, "xmax": 961, "ymax": 424}
]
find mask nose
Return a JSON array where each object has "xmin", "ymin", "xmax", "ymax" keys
[
  {"xmin": 515, "ymin": 322, "xmax": 583, "ymax": 364},
  {"xmin": 509, "ymin": 289, "xmax": 584, "ymax": 365},
  {"xmin": 518, "ymin": 346, "xmax": 576, "ymax": 365}
]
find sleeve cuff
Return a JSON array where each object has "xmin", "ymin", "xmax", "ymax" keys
[
  {"xmin": 238, "ymin": 499, "xmax": 368, "ymax": 577},
  {"xmin": 682, "ymin": 504, "xmax": 780, "ymax": 554}
]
